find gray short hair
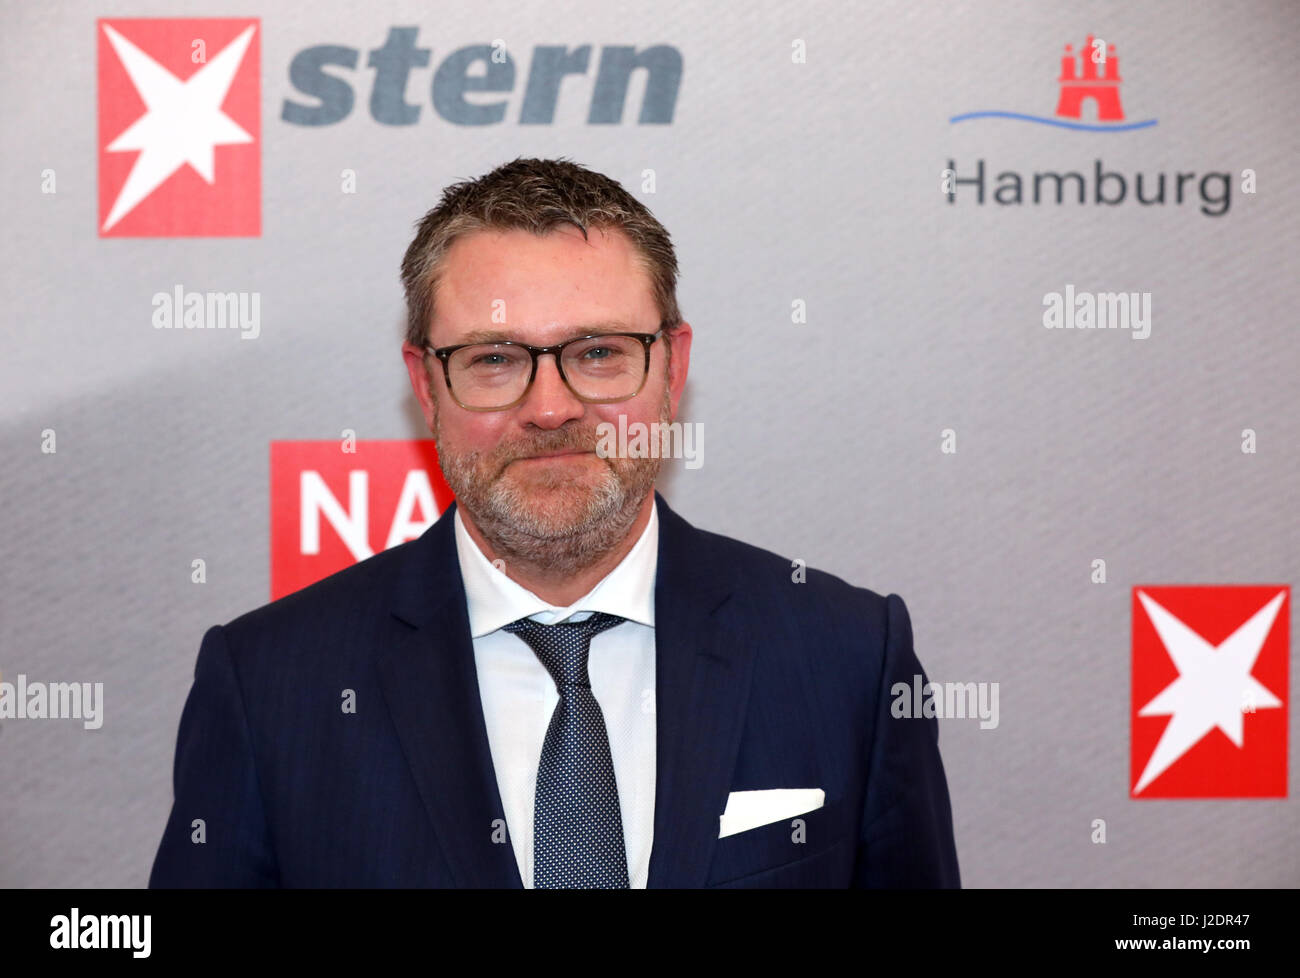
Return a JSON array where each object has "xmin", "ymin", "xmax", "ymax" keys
[{"xmin": 400, "ymin": 157, "xmax": 683, "ymax": 350}]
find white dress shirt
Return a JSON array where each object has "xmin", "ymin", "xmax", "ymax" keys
[{"xmin": 453, "ymin": 500, "xmax": 658, "ymax": 888}]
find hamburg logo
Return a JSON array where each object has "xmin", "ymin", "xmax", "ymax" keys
[
  {"xmin": 97, "ymin": 18, "xmax": 260, "ymax": 236},
  {"xmin": 951, "ymin": 34, "xmax": 1157, "ymax": 131},
  {"xmin": 1131, "ymin": 586, "xmax": 1288, "ymax": 798}
]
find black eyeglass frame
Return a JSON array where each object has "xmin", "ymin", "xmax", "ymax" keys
[{"xmin": 423, "ymin": 327, "xmax": 668, "ymax": 412}]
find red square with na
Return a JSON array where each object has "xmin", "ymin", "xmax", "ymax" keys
[
  {"xmin": 269, "ymin": 440, "xmax": 456, "ymax": 601},
  {"xmin": 1131, "ymin": 586, "xmax": 1289, "ymax": 798},
  {"xmin": 97, "ymin": 18, "xmax": 260, "ymax": 236}
]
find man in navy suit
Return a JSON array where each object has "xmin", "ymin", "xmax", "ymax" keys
[{"xmin": 150, "ymin": 158, "xmax": 959, "ymax": 888}]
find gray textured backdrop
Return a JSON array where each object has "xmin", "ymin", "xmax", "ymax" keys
[{"xmin": 2, "ymin": 0, "xmax": 1297, "ymax": 887}]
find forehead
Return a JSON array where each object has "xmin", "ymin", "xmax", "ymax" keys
[{"xmin": 429, "ymin": 225, "xmax": 657, "ymax": 345}]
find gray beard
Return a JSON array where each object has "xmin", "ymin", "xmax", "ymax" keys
[{"xmin": 431, "ymin": 385, "xmax": 668, "ymax": 579}]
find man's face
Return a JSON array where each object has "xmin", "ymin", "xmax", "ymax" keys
[{"xmin": 402, "ymin": 225, "xmax": 691, "ymax": 567}]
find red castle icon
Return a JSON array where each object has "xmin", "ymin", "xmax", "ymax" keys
[{"xmin": 1056, "ymin": 34, "xmax": 1124, "ymax": 122}]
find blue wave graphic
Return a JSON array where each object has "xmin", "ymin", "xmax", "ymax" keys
[{"xmin": 949, "ymin": 111, "xmax": 1158, "ymax": 131}]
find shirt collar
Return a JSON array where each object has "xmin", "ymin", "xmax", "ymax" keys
[{"xmin": 454, "ymin": 497, "xmax": 658, "ymax": 638}]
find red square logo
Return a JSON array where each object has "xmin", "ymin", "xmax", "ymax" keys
[
  {"xmin": 270, "ymin": 440, "xmax": 456, "ymax": 601},
  {"xmin": 1131, "ymin": 586, "xmax": 1289, "ymax": 798},
  {"xmin": 98, "ymin": 18, "xmax": 260, "ymax": 236}
]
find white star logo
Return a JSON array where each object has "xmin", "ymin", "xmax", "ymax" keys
[
  {"xmin": 101, "ymin": 23, "xmax": 257, "ymax": 231},
  {"xmin": 1133, "ymin": 589, "xmax": 1285, "ymax": 794}
]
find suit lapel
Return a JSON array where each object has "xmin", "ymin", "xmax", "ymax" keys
[
  {"xmin": 377, "ymin": 502, "xmax": 523, "ymax": 888},
  {"xmin": 646, "ymin": 493, "xmax": 758, "ymax": 887},
  {"xmin": 375, "ymin": 493, "xmax": 757, "ymax": 889}
]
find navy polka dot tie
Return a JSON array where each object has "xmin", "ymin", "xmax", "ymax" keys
[{"xmin": 503, "ymin": 612, "xmax": 630, "ymax": 889}]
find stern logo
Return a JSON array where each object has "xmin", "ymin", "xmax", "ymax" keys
[
  {"xmin": 1131, "ymin": 586, "xmax": 1288, "ymax": 798},
  {"xmin": 98, "ymin": 18, "xmax": 260, "ymax": 236}
]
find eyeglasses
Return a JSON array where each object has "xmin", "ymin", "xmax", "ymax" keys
[{"xmin": 424, "ymin": 328, "xmax": 666, "ymax": 411}]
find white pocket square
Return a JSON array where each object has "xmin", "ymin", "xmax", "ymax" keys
[{"xmin": 718, "ymin": 788, "xmax": 825, "ymax": 838}]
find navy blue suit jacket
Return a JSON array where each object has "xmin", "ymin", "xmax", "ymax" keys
[{"xmin": 149, "ymin": 493, "xmax": 960, "ymax": 888}]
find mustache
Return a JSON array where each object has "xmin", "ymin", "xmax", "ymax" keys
[{"xmin": 491, "ymin": 425, "xmax": 603, "ymax": 471}]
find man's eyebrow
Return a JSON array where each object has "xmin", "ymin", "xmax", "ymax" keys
[{"xmin": 450, "ymin": 323, "xmax": 633, "ymax": 345}]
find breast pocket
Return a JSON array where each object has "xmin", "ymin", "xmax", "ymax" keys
[{"xmin": 705, "ymin": 795, "xmax": 850, "ymax": 886}]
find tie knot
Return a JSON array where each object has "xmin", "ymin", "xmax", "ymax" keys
[{"xmin": 503, "ymin": 612, "xmax": 627, "ymax": 688}]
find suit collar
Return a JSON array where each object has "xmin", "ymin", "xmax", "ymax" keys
[
  {"xmin": 453, "ymin": 499, "xmax": 659, "ymax": 635},
  {"xmin": 389, "ymin": 498, "xmax": 464, "ymax": 630},
  {"xmin": 389, "ymin": 492, "xmax": 725, "ymax": 626},
  {"xmin": 380, "ymin": 491, "xmax": 755, "ymax": 888}
]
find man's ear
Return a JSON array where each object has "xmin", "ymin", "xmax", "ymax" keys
[
  {"xmin": 664, "ymin": 322, "xmax": 693, "ymax": 419},
  {"xmin": 401, "ymin": 341, "xmax": 438, "ymax": 430}
]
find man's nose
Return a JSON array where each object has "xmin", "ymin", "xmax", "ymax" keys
[{"xmin": 515, "ymin": 353, "xmax": 585, "ymax": 428}]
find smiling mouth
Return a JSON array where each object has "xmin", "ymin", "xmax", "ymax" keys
[{"xmin": 517, "ymin": 450, "xmax": 590, "ymax": 461}]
